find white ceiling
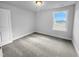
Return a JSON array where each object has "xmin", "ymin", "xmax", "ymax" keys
[{"xmin": 2, "ymin": 1, "xmax": 76, "ymax": 12}]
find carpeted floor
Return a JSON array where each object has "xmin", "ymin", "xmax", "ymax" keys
[
  {"xmin": 2, "ymin": 33, "xmax": 77, "ymax": 57},
  {"xmin": 0, "ymin": 48, "xmax": 3, "ymax": 57}
]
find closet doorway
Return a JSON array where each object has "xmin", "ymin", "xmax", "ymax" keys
[{"xmin": 0, "ymin": 8, "xmax": 12, "ymax": 46}]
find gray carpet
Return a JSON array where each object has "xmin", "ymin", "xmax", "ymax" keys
[
  {"xmin": 2, "ymin": 33, "xmax": 77, "ymax": 57},
  {"xmin": 0, "ymin": 48, "xmax": 3, "ymax": 57}
]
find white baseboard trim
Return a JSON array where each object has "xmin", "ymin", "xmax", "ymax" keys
[
  {"xmin": 72, "ymin": 41, "xmax": 79, "ymax": 57},
  {"xmin": 35, "ymin": 32, "xmax": 70, "ymax": 40},
  {"xmin": 13, "ymin": 32, "xmax": 34, "ymax": 41},
  {"xmin": 1, "ymin": 32, "xmax": 34, "ymax": 47},
  {"xmin": 0, "ymin": 40, "xmax": 13, "ymax": 47}
]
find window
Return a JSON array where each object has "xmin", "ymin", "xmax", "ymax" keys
[{"xmin": 53, "ymin": 11, "xmax": 68, "ymax": 31}]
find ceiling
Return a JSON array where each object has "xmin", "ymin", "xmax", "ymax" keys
[{"xmin": 2, "ymin": 1, "xmax": 76, "ymax": 12}]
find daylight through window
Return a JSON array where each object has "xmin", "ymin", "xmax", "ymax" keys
[{"xmin": 53, "ymin": 11, "xmax": 68, "ymax": 31}]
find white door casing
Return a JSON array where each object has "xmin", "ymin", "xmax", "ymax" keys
[{"xmin": 0, "ymin": 9, "xmax": 13, "ymax": 46}]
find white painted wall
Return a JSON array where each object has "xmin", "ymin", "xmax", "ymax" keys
[
  {"xmin": 0, "ymin": 32, "xmax": 1, "ymax": 46},
  {"xmin": 0, "ymin": 2, "xmax": 35, "ymax": 43},
  {"xmin": 73, "ymin": 2, "xmax": 79, "ymax": 56},
  {"xmin": 36, "ymin": 5, "xmax": 75, "ymax": 40}
]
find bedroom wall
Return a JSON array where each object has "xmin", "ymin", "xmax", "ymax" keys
[
  {"xmin": 36, "ymin": 5, "xmax": 75, "ymax": 40},
  {"xmin": 73, "ymin": 2, "xmax": 79, "ymax": 56},
  {"xmin": 0, "ymin": 2, "xmax": 35, "ymax": 43}
]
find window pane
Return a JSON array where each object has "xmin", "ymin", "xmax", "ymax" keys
[{"xmin": 53, "ymin": 11, "xmax": 68, "ymax": 31}]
